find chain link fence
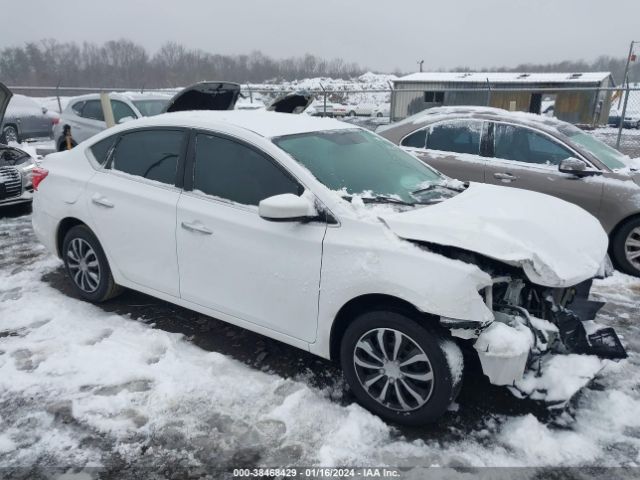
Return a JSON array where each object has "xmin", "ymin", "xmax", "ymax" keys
[{"xmin": 7, "ymin": 84, "xmax": 640, "ymax": 159}]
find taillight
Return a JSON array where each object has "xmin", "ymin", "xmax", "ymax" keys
[
  {"xmin": 32, "ymin": 167, "xmax": 49, "ymax": 191},
  {"xmin": 51, "ymin": 117, "xmax": 60, "ymax": 125}
]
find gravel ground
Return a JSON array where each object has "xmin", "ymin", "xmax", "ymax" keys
[{"xmin": 0, "ymin": 206, "xmax": 639, "ymax": 479}]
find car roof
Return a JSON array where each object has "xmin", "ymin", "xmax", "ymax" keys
[
  {"xmin": 67, "ymin": 92, "xmax": 171, "ymax": 104},
  {"xmin": 379, "ymin": 106, "xmax": 571, "ymax": 135},
  {"xmin": 115, "ymin": 110, "xmax": 355, "ymax": 138}
]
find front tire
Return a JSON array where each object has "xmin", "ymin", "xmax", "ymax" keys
[
  {"xmin": 62, "ymin": 225, "xmax": 122, "ymax": 302},
  {"xmin": 612, "ymin": 217, "xmax": 640, "ymax": 277},
  {"xmin": 340, "ymin": 309, "xmax": 462, "ymax": 425}
]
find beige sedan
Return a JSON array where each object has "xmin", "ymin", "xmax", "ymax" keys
[{"xmin": 378, "ymin": 106, "xmax": 640, "ymax": 277}]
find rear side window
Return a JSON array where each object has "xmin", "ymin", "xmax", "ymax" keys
[
  {"xmin": 111, "ymin": 101, "xmax": 137, "ymax": 123},
  {"xmin": 81, "ymin": 100, "xmax": 104, "ymax": 121},
  {"xmin": 111, "ymin": 130, "xmax": 184, "ymax": 185},
  {"xmin": 427, "ymin": 120, "xmax": 482, "ymax": 155},
  {"xmin": 193, "ymin": 133, "xmax": 301, "ymax": 206},
  {"xmin": 90, "ymin": 136, "xmax": 116, "ymax": 166},
  {"xmin": 71, "ymin": 101, "xmax": 85, "ymax": 115},
  {"xmin": 401, "ymin": 129, "xmax": 427, "ymax": 148}
]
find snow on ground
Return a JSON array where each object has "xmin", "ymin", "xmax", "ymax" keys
[{"xmin": 0, "ymin": 212, "xmax": 640, "ymax": 477}]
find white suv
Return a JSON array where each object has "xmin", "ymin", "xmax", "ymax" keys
[
  {"xmin": 32, "ymin": 109, "xmax": 625, "ymax": 425},
  {"xmin": 53, "ymin": 92, "xmax": 170, "ymax": 150}
]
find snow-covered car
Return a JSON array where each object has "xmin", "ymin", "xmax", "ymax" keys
[
  {"xmin": 0, "ymin": 84, "xmax": 37, "ymax": 207},
  {"xmin": 372, "ymin": 103, "xmax": 391, "ymax": 118},
  {"xmin": 53, "ymin": 92, "xmax": 171, "ymax": 150},
  {"xmin": 32, "ymin": 101, "xmax": 626, "ymax": 425},
  {"xmin": 1, "ymin": 93, "xmax": 57, "ymax": 144},
  {"xmin": 379, "ymin": 106, "xmax": 640, "ymax": 278}
]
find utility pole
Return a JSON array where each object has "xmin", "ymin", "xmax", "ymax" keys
[
  {"xmin": 618, "ymin": 40, "xmax": 638, "ymax": 108},
  {"xmin": 417, "ymin": 60, "xmax": 424, "ymax": 73}
]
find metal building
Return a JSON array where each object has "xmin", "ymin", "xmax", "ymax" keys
[{"xmin": 390, "ymin": 72, "xmax": 615, "ymax": 125}]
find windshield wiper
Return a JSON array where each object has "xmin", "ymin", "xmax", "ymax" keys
[
  {"xmin": 411, "ymin": 183, "xmax": 463, "ymax": 196},
  {"xmin": 342, "ymin": 195, "xmax": 415, "ymax": 206}
]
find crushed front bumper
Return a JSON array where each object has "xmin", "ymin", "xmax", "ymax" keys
[{"xmin": 468, "ymin": 280, "xmax": 627, "ymax": 405}]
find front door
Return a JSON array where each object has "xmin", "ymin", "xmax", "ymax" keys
[
  {"xmin": 177, "ymin": 132, "xmax": 326, "ymax": 342},
  {"xmin": 484, "ymin": 122, "xmax": 603, "ymax": 217},
  {"xmin": 86, "ymin": 128, "xmax": 187, "ymax": 297}
]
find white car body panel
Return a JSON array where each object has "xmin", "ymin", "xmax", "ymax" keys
[{"xmin": 380, "ymin": 182, "xmax": 608, "ymax": 288}]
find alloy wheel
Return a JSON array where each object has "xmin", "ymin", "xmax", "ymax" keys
[
  {"xmin": 66, "ymin": 238, "xmax": 101, "ymax": 293},
  {"xmin": 625, "ymin": 227, "xmax": 640, "ymax": 271},
  {"xmin": 353, "ymin": 328, "xmax": 435, "ymax": 412}
]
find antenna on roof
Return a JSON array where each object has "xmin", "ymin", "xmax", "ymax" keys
[{"xmin": 417, "ymin": 60, "xmax": 424, "ymax": 73}]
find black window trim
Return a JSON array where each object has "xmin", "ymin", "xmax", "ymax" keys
[
  {"xmin": 100, "ymin": 127, "xmax": 189, "ymax": 188},
  {"xmin": 183, "ymin": 128, "xmax": 305, "ymax": 199}
]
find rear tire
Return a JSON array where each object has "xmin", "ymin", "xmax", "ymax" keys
[
  {"xmin": 611, "ymin": 217, "xmax": 640, "ymax": 277},
  {"xmin": 340, "ymin": 309, "xmax": 462, "ymax": 425},
  {"xmin": 62, "ymin": 225, "xmax": 123, "ymax": 302},
  {"xmin": 2, "ymin": 125, "xmax": 19, "ymax": 144}
]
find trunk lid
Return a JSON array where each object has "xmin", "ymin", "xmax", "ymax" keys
[
  {"xmin": 267, "ymin": 92, "xmax": 314, "ymax": 114},
  {"xmin": 164, "ymin": 81, "xmax": 241, "ymax": 113}
]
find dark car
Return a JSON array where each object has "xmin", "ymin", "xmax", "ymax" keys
[
  {"xmin": 0, "ymin": 84, "xmax": 37, "ymax": 207},
  {"xmin": 1, "ymin": 93, "xmax": 56, "ymax": 143}
]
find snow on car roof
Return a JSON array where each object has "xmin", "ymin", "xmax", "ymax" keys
[
  {"xmin": 127, "ymin": 110, "xmax": 355, "ymax": 138},
  {"xmin": 395, "ymin": 72, "xmax": 612, "ymax": 84}
]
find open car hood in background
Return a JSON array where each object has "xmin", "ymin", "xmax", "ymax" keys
[
  {"xmin": 164, "ymin": 81, "xmax": 241, "ymax": 113},
  {"xmin": 267, "ymin": 91, "xmax": 314, "ymax": 114},
  {"xmin": 379, "ymin": 183, "xmax": 609, "ymax": 288},
  {"xmin": 0, "ymin": 82, "xmax": 12, "ymax": 126}
]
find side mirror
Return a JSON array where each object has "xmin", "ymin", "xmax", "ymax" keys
[
  {"xmin": 259, "ymin": 193, "xmax": 316, "ymax": 222},
  {"xmin": 41, "ymin": 106, "xmax": 48, "ymax": 115},
  {"xmin": 559, "ymin": 157, "xmax": 599, "ymax": 176}
]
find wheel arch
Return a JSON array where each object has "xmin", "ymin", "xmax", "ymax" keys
[
  {"xmin": 329, "ymin": 293, "xmax": 439, "ymax": 362},
  {"xmin": 609, "ymin": 212, "xmax": 640, "ymax": 248},
  {"xmin": 56, "ymin": 217, "xmax": 90, "ymax": 258},
  {"xmin": 2, "ymin": 122, "xmax": 20, "ymax": 141}
]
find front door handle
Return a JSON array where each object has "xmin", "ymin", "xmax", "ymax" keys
[
  {"xmin": 181, "ymin": 221, "xmax": 213, "ymax": 235},
  {"xmin": 91, "ymin": 194, "xmax": 114, "ymax": 208},
  {"xmin": 493, "ymin": 172, "xmax": 517, "ymax": 182}
]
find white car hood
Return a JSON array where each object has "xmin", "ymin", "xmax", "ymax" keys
[{"xmin": 379, "ymin": 183, "xmax": 608, "ymax": 287}]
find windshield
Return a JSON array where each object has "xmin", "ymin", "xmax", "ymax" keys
[
  {"xmin": 273, "ymin": 129, "xmax": 444, "ymax": 204},
  {"xmin": 132, "ymin": 99, "xmax": 169, "ymax": 117},
  {"xmin": 560, "ymin": 126, "xmax": 627, "ymax": 170}
]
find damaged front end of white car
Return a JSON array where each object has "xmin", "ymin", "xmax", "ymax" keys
[{"xmin": 438, "ymin": 249, "xmax": 627, "ymax": 406}]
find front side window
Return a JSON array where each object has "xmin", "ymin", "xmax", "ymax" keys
[
  {"xmin": 427, "ymin": 120, "xmax": 482, "ymax": 155},
  {"xmin": 111, "ymin": 130, "xmax": 184, "ymax": 185},
  {"xmin": 558, "ymin": 125, "xmax": 626, "ymax": 170},
  {"xmin": 274, "ymin": 129, "xmax": 443, "ymax": 204},
  {"xmin": 193, "ymin": 133, "xmax": 301, "ymax": 206},
  {"xmin": 493, "ymin": 123, "xmax": 573, "ymax": 166},
  {"xmin": 133, "ymin": 99, "xmax": 170, "ymax": 117}
]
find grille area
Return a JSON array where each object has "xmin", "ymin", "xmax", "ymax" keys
[{"xmin": 0, "ymin": 167, "xmax": 22, "ymax": 200}]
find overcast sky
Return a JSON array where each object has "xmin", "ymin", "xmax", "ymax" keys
[{"xmin": 4, "ymin": 0, "xmax": 639, "ymax": 72}]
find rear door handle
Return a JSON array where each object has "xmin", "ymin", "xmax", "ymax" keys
[
  {"xmin": 493, "ymin": 172, "xmax": 517, "ymax": 181},
  {"xmin": 91, "ymin": 194, "xmax": 114, "ymax": 208},
  {"xmin": 181, "ymin": 221, "xmax": 213, "ymax": 235}
]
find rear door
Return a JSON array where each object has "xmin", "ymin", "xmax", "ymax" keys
[
  {"xmin": 176, "ymin": 131, "xmax": 326, "ymax": 342},
  {"xmin": 86, "ymin": 128, "xmax": 187, "ymax": 297},
  {"xmin": 400, "ymin": 119, "xmax": 487, "ymax": 182},
  {"xmin": 484, "ymin": 121, "xmax": 603, "ymax": 217},
  {"xmin": 73, "ymin": 100, "xmax": 107, "ymax": 142}
]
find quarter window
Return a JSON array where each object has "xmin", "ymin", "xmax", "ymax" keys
[
  {"xmin": 90, "ymin": 136, "xmax": 116, "ymax": 166},
  {"xmin": 193, "ymin": 133, "xmax": 301, "ymax": 206},
  {"xmin": 401, "ymin": 129, "xmax": 427, "ymax": 149},
  {"xmin": 111, "ymin": 130, "xmax": 184, "ymax": 185},
  {"xmin": 426, "ymin": 120, "xmax": 482, "ymax": 155},
  {"xmin": 493, "ymin": 124, "xmax": 573, "ymax": 166},
  {"xmin": 111, "ymin": 101, "xmax": 137, "ymax": 123}
]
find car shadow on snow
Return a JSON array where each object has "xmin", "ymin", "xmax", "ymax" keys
[{"xmin": 42, "ymin": 266, "xmax": 557, "ymax": 439}]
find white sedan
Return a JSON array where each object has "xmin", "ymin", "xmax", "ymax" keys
[{"xmin": 32, "ymin": 109, "xmax": 625, "ymax": 425}]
